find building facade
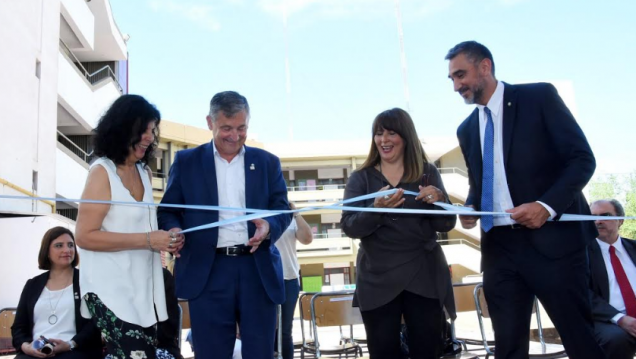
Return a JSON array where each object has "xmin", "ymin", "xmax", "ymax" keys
[{"xmin": 0, "ymin": 0, "xmax": 128, "ymax": 308}]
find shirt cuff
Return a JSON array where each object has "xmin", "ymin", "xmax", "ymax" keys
[
  {"xmin": 612, "ymin": 313, "xmax": 626, "ymax": 324},
  {"xmin": 536, "ymin": 201, "xmax": 556, "ymax": 219}
]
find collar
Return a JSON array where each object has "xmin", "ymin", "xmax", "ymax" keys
[
  {"xmin": 596, "ymin": 236, "xmax": 624, "ymax": 254},
  {"xmin": 212, "ymin": 141, "xmax": 246, "ymax": 161},
  {"xmin": 477, "ymin": 81, "xmax": 505, "ymax": 117}
]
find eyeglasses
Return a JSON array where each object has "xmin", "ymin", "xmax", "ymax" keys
[{"xmin": 596, "ymin": 212, "xmax": 615, "ymax": 217}]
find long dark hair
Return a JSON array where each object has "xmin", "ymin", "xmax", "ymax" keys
[
  {"xmin": 358, "ymin": 108, "xmax": 428, "ymax": 183},
  {"xmin": 92, "ymin": 94, "xmax": 161, "ymax": 166}
]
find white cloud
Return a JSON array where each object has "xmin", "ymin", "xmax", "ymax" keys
[{"xmin": 147, "ymin": 0, "xmax": 221, "ymax": 31}]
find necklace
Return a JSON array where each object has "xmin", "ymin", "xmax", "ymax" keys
[
  {"xmin": 47, "ymin": 278, "xmax": 71, "ymax": 325},
  {"xmin": 117, "ymin": 164, "xmax": 138, "ymax": 198}
]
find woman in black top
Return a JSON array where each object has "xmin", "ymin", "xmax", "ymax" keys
[
  {"xmin": 341, "ymin": 108, "xmax": 456, "ymax": 359},
  {"xmin": 12, "ymin": 227, "xmax": 101, "ymax": 359}
]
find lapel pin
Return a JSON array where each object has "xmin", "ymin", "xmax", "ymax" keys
[
  {"xmin": 250, "ymin": 163, "xmax": 255, "ymax": 170},
  {"xmin": 508, "ymin": 102, "xmax": 512, "ymax": 107}
]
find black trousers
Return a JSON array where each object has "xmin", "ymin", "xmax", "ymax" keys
[
  {"xmin": 482, "ymin": 226, "xmax": 606, "ymax": 359},
  {"xmin": 360, "ymin": 290, "xmax": 443, "ymax": 359}
]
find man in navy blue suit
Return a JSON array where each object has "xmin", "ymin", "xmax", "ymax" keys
[
  {"xmin": 158, "ymin": 91, "xmax": 291, "ymax": 359},
  {"xmin": 588, "ymin": 199, "xmax": 636, "ymax": 359},
  {"xmin": 447, "ymin": 41, "xmax": 605, "ymax": 359}
]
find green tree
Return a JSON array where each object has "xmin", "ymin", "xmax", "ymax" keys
[{"xmin": 621, "ymin": 173, "xmax": 636, "ymax": 239}]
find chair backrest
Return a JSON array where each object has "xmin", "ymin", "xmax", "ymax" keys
[
  {"xmin": 0, "ymin": 308, "xmax": 17, "ymax": 354},
  {"xmin": 474, "ymin": 284, "xmax": 535, "ymax": 319},
  {"xmin": 310, "ymin": 291, "xmax": 363, "ymax": 327},
  {"xmin": 178, "ymin": 300, "xmax": 191, "ymax": 330},
  {"xmin": 453, "ymin": 283, "xmax": 478, "ymax": 313}
]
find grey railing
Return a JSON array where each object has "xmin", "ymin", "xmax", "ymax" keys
[
  {"xmin": 57, "ymin": 131, "xmax": 92, "ymax": 164},
  {"xmin": 59, "ymin": 39, "xmax": 123, "ymax": 94}
]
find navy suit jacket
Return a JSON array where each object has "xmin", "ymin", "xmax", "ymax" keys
[
  {"xmin": 456, "ymin": 82, "xmax": 597, "ymax": 259},
  {"xmin": 157, "ymin": 143, "xmax": 291, "ymax": 304},
  {"xmin": 588, "ymin": 237, "xmax": 636, "ymax": 323}
]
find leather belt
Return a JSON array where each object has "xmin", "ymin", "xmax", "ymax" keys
[{"xmin": 216, "ymin": 245, "xmax": 253, "ymax": 256}]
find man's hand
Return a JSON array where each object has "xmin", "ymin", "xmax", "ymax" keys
[
  {"xmin": 248, "ymin": 219, "xmax": 270, "ymax": 253},
  {"xmin": 506, "ymin": 202, "xmax": 550, "ymax": 229},
  {"xmin": 618, "ymin": 316, "xmax": 636, "ymax": 337},
  {"xmin": 459, "ymin": 205, "xmax": 478, "ymax": 229}
]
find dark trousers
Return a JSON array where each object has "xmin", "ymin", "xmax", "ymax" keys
[
  {"xmin": 360, "ymin": 291, "xmax": 443, "ymax": 359},
  {"xmin": 189, "ymin": 254, "xmax": 277, "ymax": 359},
  {"xmin": 275, "ymin": 278, "xmax": 300, "ymax": 359},
  {"xmin": 482, "ymin": 226, "xmax": 606, "ymax": 359},
  {"xmin": 593, "ymin": 321, "xmax": 636, "ymax": 359}
]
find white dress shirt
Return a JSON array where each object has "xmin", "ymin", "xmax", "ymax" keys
[
  {"xmin": 476, "ymin": 81, "xmax": 555, "ymax": 226},
  {"xmin": 595, "ymin": 237, "xmax": 636, "ymax": 323},
  {"xmin": 214, "ymin": 142, "xmax": 248, "ymax": 248},
  {"xmin": 275, "ymin": 219, "xmax": 301, "ymax": 280}
]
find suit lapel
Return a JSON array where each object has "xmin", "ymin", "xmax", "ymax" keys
[
  {"xmin": 244, "ymin": 146, "xmax": 254, "ymax": 209},
  {"xmin": 590, "ymin": 241, "xmax": 611, "ymax": 301},
  {"xmin": 202, "ymin": 142, "xmax": 219, "ymax": 205},
  {"xmin": 502, "ymin": 82, "xmax": 517, "ymax": 167},
  {"xmin": 622, "ymin": 237, "xmax": 636, "ymax": 266},
  {"xmin": 467, "ymin": 110, "xmax": 483, "ymax": 195}
]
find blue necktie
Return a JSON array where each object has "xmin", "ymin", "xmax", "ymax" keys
[{"xmin": 481, "ymin": 107, "xmax": 494, "ymax": 232}]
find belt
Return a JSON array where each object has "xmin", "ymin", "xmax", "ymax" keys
[
  {"xmin": 493, "ymin": 223, "xmax": 525, "ymax": 231},
  {"xmin": 216, "ymin": 245, "xmax": 253, "ymax": 256}
]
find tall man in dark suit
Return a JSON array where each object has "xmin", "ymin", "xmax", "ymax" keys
[
  {"xmin": 446, "ymin": 41, "xmax": 605, "ymax": 359},
  {"xmin": 158, "ymin": 91, "xmax": 291, "ymax": 359},
  {"xmin": 588, "ymin": 199, "xmax": 636, "ymax": 359}
]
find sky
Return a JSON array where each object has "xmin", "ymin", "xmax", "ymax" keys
[{"xmin": 108, "ymin": 0, "xmax": 636, "ymax": 175}]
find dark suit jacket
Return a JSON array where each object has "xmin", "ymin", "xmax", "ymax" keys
[
  {"xmin": 588, "ymin": 237, "xmax": 636, "ymax": 323},
  {"xmin": 157, "ymin": 143, "xmax": 291, "ymax": 303},
  {"xmin": 456, "ymin": 82, "xmax": 597, "ymax": 259},
  {"xmin": 11, "ymin": 269, "xmax": 101, "ymax": 355}
]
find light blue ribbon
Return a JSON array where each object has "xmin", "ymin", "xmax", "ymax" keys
[{"xmin": 1, "ymin": 191, "xmax": 633, "ymax": 235}]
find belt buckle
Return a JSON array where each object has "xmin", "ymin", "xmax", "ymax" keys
[
  {"xmin": 510, "ymin": 224, "xmax": 523, "ymax": 230},
  {"xmin": 226, "ymin": 247, "xmax": 239, "ymax": 257}
]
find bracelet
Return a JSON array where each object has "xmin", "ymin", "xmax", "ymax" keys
[{"xmin": 146, "ymin": 232, "xmax": 152, "ymax": 250}]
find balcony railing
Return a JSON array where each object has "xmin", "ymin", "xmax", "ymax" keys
[
  {"xmin": 57, "ymin": 131, "xmax": 92, "ymax": 164},
  {"xmin": 287, "ymin": 183, "xmax": 345, "ymax": 192},
  {"xmin": 437, "ymin": 238, "xmax": 481, "ymax": 251},
  {"xmin": 59, "ymin": 39, "xmax": 124, "ymax": 93},
  {"xmin": 438, "ymin": 167, "xmax": 468, "ymax": 177}
]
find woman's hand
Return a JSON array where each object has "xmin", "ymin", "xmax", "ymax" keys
[
  {"xmin": 21, "ymin": 342, "xmax": 51, "ymax": 358},
  {"xmin": 415, "ymin": 185, "xmax": 444, "ymax": 204},
  {"xmin": 373, "ymin": 185, "xmax": 405, "ymax": 208},
  {"xmin": 49, "ymin": 338, "xmax": 71, "ymax": 353},
  {"xmin": 149, "ymin": 230, "xmax": 184, "ymax": 254}
]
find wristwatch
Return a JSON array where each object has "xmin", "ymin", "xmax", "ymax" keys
[{"xmin": 67, "ymin": 340, "xmax": 76, "ymax": 351}]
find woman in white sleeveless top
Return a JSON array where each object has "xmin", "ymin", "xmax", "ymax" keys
[{"xmin": 75, "ymin": 95, "xmax": 185, "ymax": 359}]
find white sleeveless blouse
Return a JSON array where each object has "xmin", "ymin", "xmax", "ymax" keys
[{"xmin": 79, "ymin": 157, "xmax": 168, "ymax": 328}]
